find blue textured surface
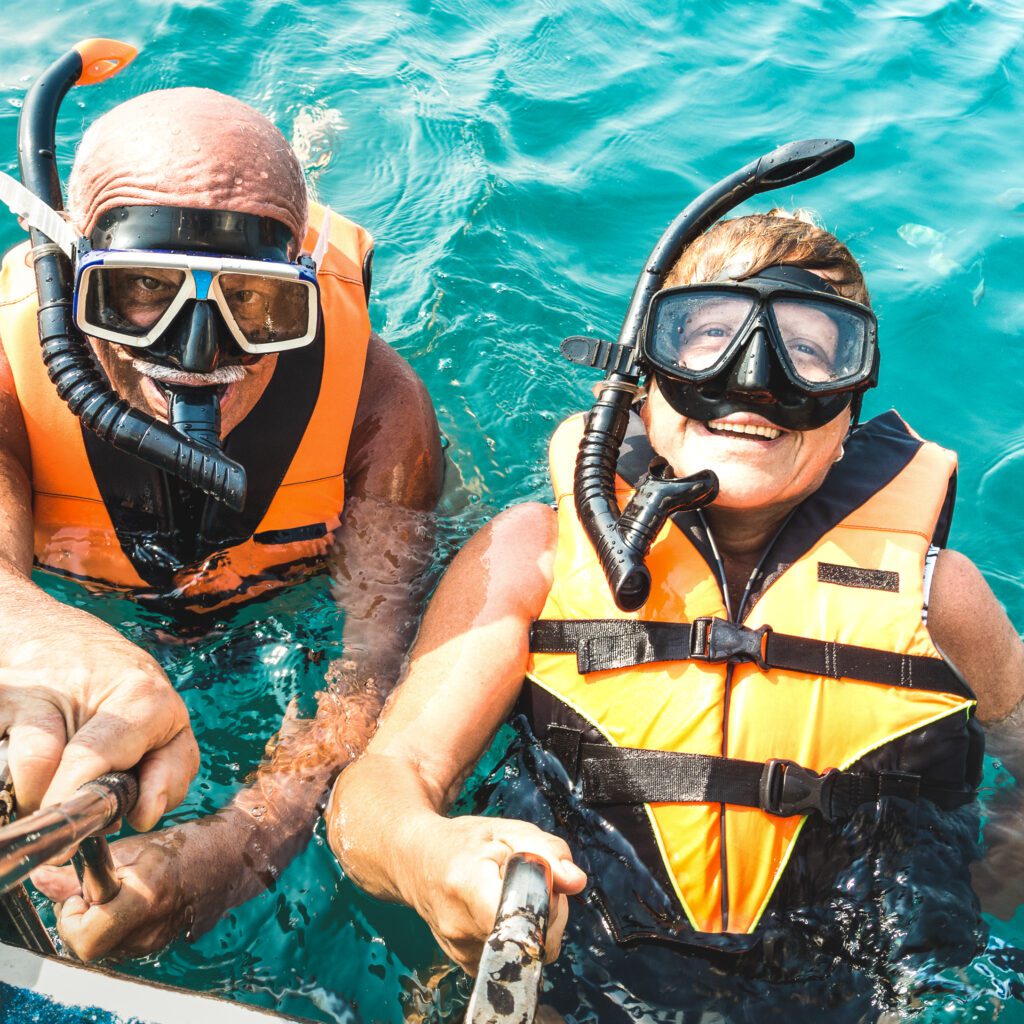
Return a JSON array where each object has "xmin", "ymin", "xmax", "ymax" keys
[{"xmin": 0, "ymin": 980, "xmax": 133, "ymax": 1023}]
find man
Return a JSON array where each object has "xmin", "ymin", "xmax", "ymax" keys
[{"xmin": 0, "ymin": 86, "xmax": 442, "ymax": 959}]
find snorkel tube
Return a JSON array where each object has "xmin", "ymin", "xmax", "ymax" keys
[
  {"xmin": 16, "ymin": 40, "xmax": 247, "ymax": 511},
  {"xmin": 567, "ymin": 139, "xmax": 855, "ymax": 611}
]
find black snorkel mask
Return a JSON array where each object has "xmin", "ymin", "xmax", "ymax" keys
[
  {"xmin": 561, "ymin": 138, "xmax": 867, "ymax": 611},
  {"xmin": 646, "ymin": 264, "xmax": 879, "ymax": 431},
  {"xmin": 0, "ymin": 39, "xmax": 280, "ymax": 512}
]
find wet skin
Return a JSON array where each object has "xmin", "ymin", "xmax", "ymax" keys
[
  {"xmin": 89, "ymin": 339, "xmax": 278, "ymax": 438},
  {"xmin": 0, "ymin": 88, "xmax": 445, "ymax": 959},
  {"xmin": 327, "ymin": 351, "xmax": 1024, "ymax": 975}
]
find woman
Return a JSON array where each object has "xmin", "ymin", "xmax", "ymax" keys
[{"xmin": 326, "ymin": 143, "xmax": 1024, "ymax": 1020}]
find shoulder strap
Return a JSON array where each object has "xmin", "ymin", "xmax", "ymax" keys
[{"xmin": 744, "ymin": 412, "xmax": 954, "ymax": 610}]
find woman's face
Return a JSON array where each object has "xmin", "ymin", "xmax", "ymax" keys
[{"xmin": 641, "ymin": 376, "xmax": 850, "ymax": 515}]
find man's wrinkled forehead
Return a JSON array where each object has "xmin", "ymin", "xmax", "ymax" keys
[{"xmin": 67, "ymin": 87, "xmax": 308, "ymax": 245}]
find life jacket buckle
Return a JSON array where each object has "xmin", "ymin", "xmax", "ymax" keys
[
  {"xmin": 689, "ymin": 617, "xmax": 771, "ymax": 670},
  {"xmin": 759, "ymin": 759, "xmax": 839, "ymax": 821}
]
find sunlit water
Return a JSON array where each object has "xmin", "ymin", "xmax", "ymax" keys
[{"xmin": 2, "ymin": 0, "xmax": 1024, "ymax": 1021}]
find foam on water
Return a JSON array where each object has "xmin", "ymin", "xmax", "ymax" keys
[{"xmin": 2, "ymin": 1, "xmax": 1024, "ymax": 1021}]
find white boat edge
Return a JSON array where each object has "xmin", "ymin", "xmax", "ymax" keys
[{"xmin": 0, "ymin": 940, "xmax": 313, "ymax": 1023}]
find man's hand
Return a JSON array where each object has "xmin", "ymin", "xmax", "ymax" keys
[
  {"xmin": 32, "ymin": 830, "xmax": 191, "ymax": 961},
  {"xmin": 32, "ymin": 778, "xmax": 324, "ymax": 961},
  {"xmin": 0, "ymin": 573, "xmax": 198, "ymax": 831},
  {"xmin": 396, "ymin": 815, "xmax": 586, "ymax": 975}
]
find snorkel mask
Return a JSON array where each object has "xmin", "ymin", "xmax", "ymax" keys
[
  {"xmin": 645, "ymin": 264, "xmax": 878, "ymax": 431},
  {"xmin": 562, "ymin": 138, "xmax": 870, "ymax": 611},
  {"xmin": 0, "ymin": 40, "xmax": 324, "ymax": 512},
  {"xmin": 76, "ymin": 206, "xmax": 321, "ymax": 444}
]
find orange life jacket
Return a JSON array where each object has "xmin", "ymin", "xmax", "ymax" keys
[
  {"xmin": 0, "ymin": 204, "xmax": 371, "ymax": 612},
  {"xmin": 524, "ymin": 411, "xmax": 980, "ymax": 945}
]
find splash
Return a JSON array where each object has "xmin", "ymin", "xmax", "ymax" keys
[{"xmin": 292, "ymin": 106, "xmax": 349, "ymax": 186}]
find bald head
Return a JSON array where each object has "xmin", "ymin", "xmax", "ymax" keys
[{"xmin": 67, "ymin": 88, "xmax": 308, "ymax": 247}]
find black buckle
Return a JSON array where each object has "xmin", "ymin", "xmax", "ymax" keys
[
  {"xmin": 759, "ymin": 759, "xmax": 839, "ymax": 821},
  {"xmin": 689, "ymin": 618, "xmax": 771, "ymax": 669}
]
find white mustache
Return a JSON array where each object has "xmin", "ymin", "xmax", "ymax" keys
[{"xmin": 131, "ymin": 359, "xmax": 248, "ymax": 387}]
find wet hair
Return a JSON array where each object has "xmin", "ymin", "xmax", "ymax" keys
[{"xmin": 664, "ymin": 209, "xmax": 871, "ymax": 307}]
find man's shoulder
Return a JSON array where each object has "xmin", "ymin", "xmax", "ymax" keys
[
  {"xmin": 346, "ymin": 334, "xmax": 442, "ymax": 508},
  {"xmin": 356, "ymin": 335, "xmax": 438, "ymax": 451},
  {"xmin": 360, "ymin": 334, "xmax": 428, "ymax": 407}
]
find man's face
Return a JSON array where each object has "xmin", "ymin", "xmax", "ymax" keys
[
  {"xmin": 87, "ymin": 337, "xmax": 279, "ymax": 439},
  {"xmin": 65, "ymin": 87, "xmax": 315, "ymax": 441}
]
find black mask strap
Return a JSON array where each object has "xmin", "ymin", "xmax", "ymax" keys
[
  {"xmin": 89, "ymin": 206, "xmax": 294, "ymax": 260},
  {"xmin": 747, "ymin": 264, "xmax": 839, "ymax": 295}
]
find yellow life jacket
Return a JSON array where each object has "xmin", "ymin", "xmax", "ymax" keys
[
  {"xmin": 0, "ymin": 204, "xmax": 371, "ymax": 612},
  {"xmin": 524, "ymin": 411, "xmax": 980, "ymax": 944}
]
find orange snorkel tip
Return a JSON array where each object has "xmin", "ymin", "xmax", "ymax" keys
[{"xmin": 72, "ymin": 38, "xmax": 138, "ymax": 86}]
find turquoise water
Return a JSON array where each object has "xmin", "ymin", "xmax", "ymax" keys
[{"xmin": 2, "ymin": 0, "xmax": 1024, "ymax": 1020}]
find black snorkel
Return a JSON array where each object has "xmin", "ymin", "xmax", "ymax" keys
[
  {"xmin": 564, "ymin": 138, "xmax": 855, "ymax": 612},
  {"xmin": 16, "ymin": 39, "xmax": 247, "ymax": 512}
]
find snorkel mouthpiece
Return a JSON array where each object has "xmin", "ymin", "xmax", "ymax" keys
[
  {"xmin": 569, "ymin": 139, "xmax": 856, "ymax": 610},
  {"xmin": 614, "ymin": 465, "xmax": 719, "ymax": 609},
  {"xmin": 166, "ymin": 386, "xmax": 223, "ymax": 450},
  {"xmin": 15, "ymin": 41, "xmax": 247, "ymax": 512}
]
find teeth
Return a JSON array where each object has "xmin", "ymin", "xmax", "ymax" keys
[{"xmin": 707, "ymin": 419, "xmax": 782, "ymax": 440}]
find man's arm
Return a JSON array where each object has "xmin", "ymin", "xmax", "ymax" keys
[
  {"xmin": 42, "ymin": 334, "xmax": 445, "ymax": 960},
  {"xmin": 926, "ymin": 549, "xmax": 1024, "ymax": 919},
  {"xmin": 0, "ymin": 334, "xmax": 196, "ymax": 827},
  {"xmin": 327, "ymin": 503, "xmax": 586, "ymax": 974},
  {"xmin": 325, "ymin": 331, "xmax": 445, "ymax": 691},
  {"xmin": 205, "ymin": 334, "xmax": 446, "ymax": 913}
]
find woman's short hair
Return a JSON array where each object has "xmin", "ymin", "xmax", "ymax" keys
[{"xmin": 664, "ymin": 209, "xmax": 870, "ymax": 307}]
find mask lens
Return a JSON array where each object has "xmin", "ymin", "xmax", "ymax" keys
[
  {"xmin": 649, "ymin": 292, "xmax": 755, "ymax": 376},
  {"xmin": 218, "ymin": 273, "xmax": 313, "ymax": 348},
  {"xmin": 771, "ymin": 298, "xmax": 870, "ymax": 387},
  {"xmin": 83, "ymin": 266, "xmax": 186, "ymax": 339}
]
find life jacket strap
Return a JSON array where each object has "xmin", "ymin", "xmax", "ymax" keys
[
  {"xmin": 529, "ymin": 617, "xmax": 971, "ymax": 696},
  {"xmin": 550, "ymin": 738, "xmax": 977, "ymax": 821}
]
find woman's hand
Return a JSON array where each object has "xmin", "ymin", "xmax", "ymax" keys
[
  {"xmin": 403, "ymin": 815, "xmax": 587, "ymax": 975},
  {"xmin": 0, "ymin": 578, "xmax": 197, "ymax": 831}
]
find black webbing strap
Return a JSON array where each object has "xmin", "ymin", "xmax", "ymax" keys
[
  {"xmin": 529, "ymin": 618, "xmax": 969, "ymax": 696},
  {"xmin": 575, "ymin": 743, "xmax": 976, "ymax": 821}
]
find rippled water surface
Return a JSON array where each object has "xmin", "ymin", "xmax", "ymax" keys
[{"xmin": 2, "ymin": 1, "xmax": 1024, "ymax": 1021}]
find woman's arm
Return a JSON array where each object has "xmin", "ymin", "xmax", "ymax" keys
[
  {"xmin": 326, "ymin": 502, "xmax": 587, "ymax": 972},
  {"xmin": 927, "ymin": 549, "xmax": 1024, "ymax": 920},
  {"xmin": 928, "ymin": 549, "xmax": 1024, "ymax": 724}
]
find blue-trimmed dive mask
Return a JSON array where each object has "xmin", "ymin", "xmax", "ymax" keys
[
  {"xmin": 73, "ymin": 206, "xmax": 321, "ymax": 374},
  {"xmin": 641, "ymin": 265, "xmax": 879, "ymax": 430}
]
